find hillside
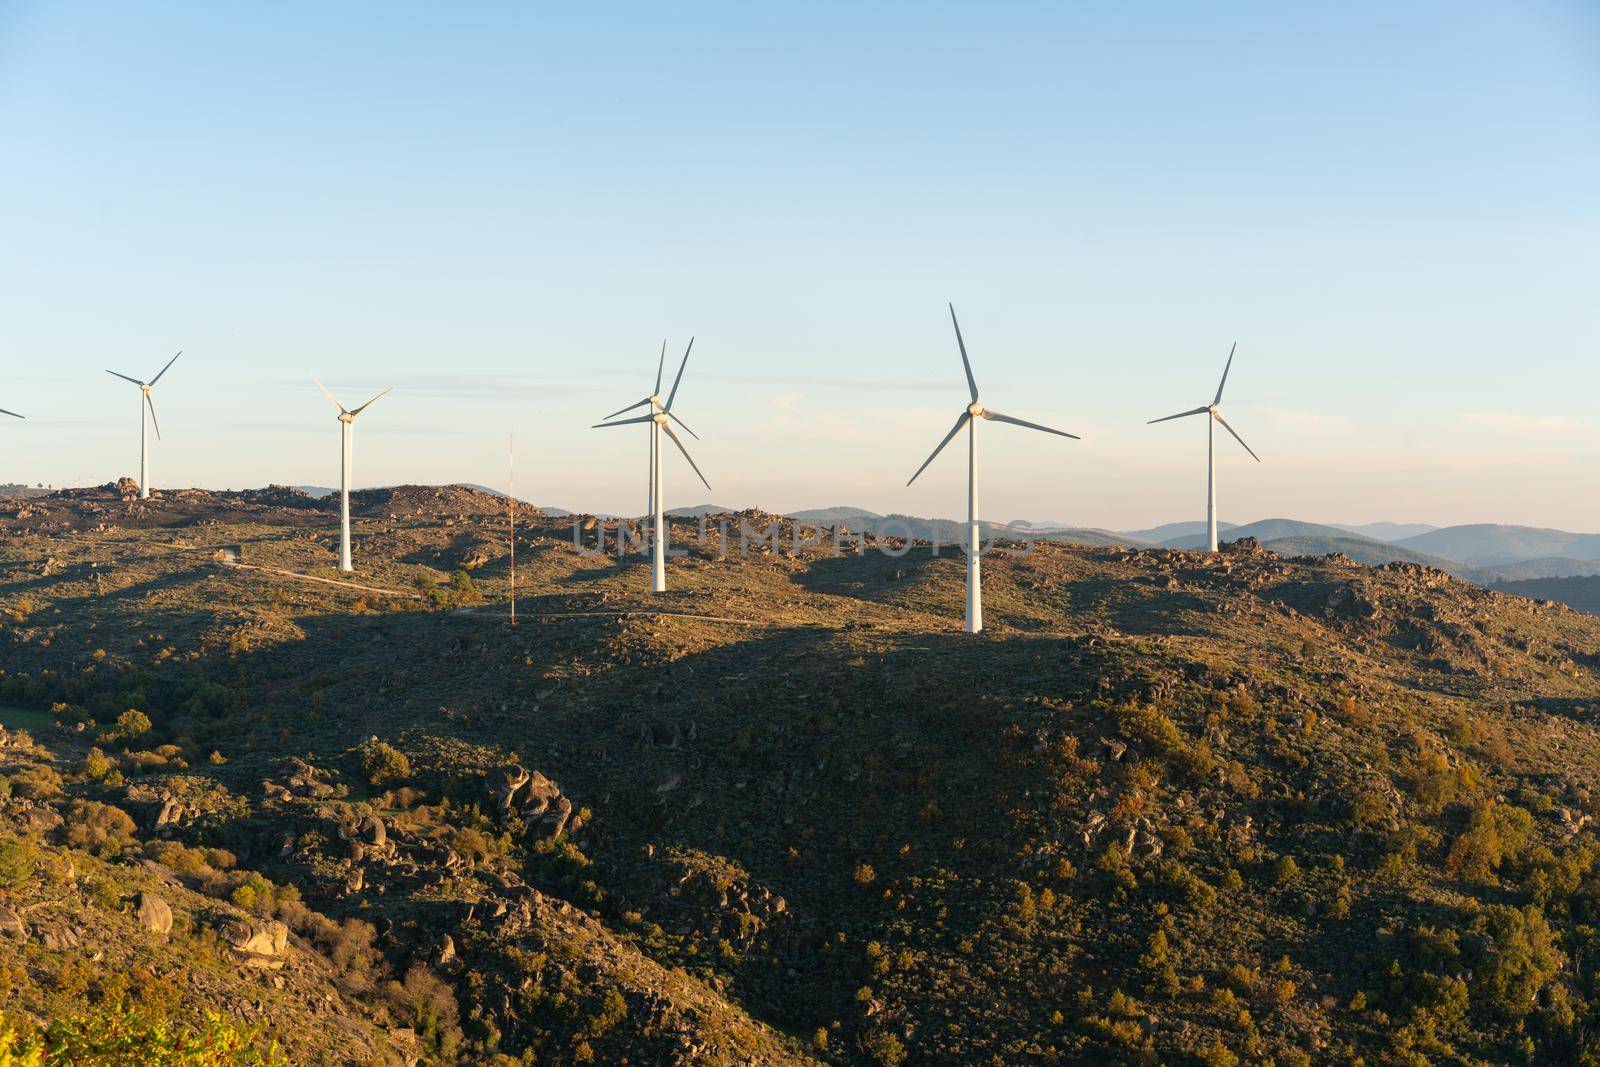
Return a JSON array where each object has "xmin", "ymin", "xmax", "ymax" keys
[
  {"xmin": 786, "ymin": 506, "xmax": 885, "ymax": 527},
  {"xmin": 1398, "ymin": 524, "xmax": 1600, "ymax": 567},
  {"xmin": 5, "ymin": 486, "xmax": 1600, "ymax": 1062},
  {"xmin": 1260, "ymin": 535, "xmax": 1458, "ymax": 572},
  {"xmin": 1329, "ymin": 522, "xmax": 1438, "ymax": 543},
  {"xmin": 1491, "ymin": 575, "xmax": 1600, "ymax": 616},
  {"xmin": 1161, "ymin": 518, "xmax": 1368, "ymax": 550},
  {"xmin": 1119, "ymin": 520, "xmax": 1238, "ymax": 543},
  {"xmin": 1470, "ymin": 558, "xmax": 1600, "ymax": 583}
]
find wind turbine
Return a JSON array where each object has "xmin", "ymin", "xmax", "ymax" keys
[
  {"xmin": 906, "ymin": 304, "xmax": 1080, "ymax": 634},
  {"xmin": 1148, "ymin": 343, "xmax": 1260, "ymax": 552},
  {"xmin": 593, "ymin": 339, "xmax": 710, "ymax": 593},
  {"xmin": 105, "ymin": 351, "xmax": 181, "ymax": 499},
  {"xmin": 313, "ymin": 377, "xmax": 392, "ymax": 572}
]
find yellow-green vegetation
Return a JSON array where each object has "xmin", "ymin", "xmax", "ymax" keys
[
  {"xmin": 4, "ymin": 484, "xmax": 1600, "ymax": 1063},
  {"xmin": 0, "ymin": 1007, "xmax": 282, "ymax": 1066}
]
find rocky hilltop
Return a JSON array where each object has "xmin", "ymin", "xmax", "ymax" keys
[{"xmin": 2, "ymin": 493, "xmax": 1600, "ymax": 1063}]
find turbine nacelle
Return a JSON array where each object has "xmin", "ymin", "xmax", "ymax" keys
[{"xmin": 313, "ymin": 377, "xmax": 390, "ymax": 424}]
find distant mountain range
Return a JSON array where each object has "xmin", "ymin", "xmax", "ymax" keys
[
  {"xmin": 264, "ymin": 485, "xmax": 1600, "ymax": 616},
  {"xmin": 1330, "ymin": 522, "xmax": 1439, "ymax": 542},
  {"xmin": 1393, "ymin": 524, "xmax": 1600, "ymax": 566}
]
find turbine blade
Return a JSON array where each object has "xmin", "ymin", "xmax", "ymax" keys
[
  {"xmin": 980, "ymin": 409, "xmax": 1080, "ymax": 440},
  {"xmin": 601, "ymin": 397, "xmax": 652, "ymax": 421},
  {"xmin": 106, "ymin": 370, "xmax": 143, "ymax": 386},
  {"xmin": 949, "ymin": 303, "xmax": 978, "ymax": 402},
  {"xmin": 1213, "ymin": 342, "xmax": 1236, "ymax": 406},
  {"xmin": 666, "ymin": 410, "xmax": 700, "ymax": 440},
  {"xmin": 1213, "ymin": 411, "xmax": 1260, "ymax": 462},
  {"xmin": 149, "ymin": 350, "xmax": 182, "ymax": 385},
  {"xmin": 312, "ymin": 376, "xmax": 348, "ymax": 414},
  {"xmin": 349, "ymin": 387, "xmax": 392, "ymax": 417},
  {"xmin": 906, "ymin": 411, "xmax": 971, "ymax": 486},
  {"xmin": 655, "ymin": 339, "xmax": 666, "ymax": 396},
  {"xmin": 593, "ymin": 413, "xmax": 655, "ymax": 428},
  {"xmin": 145, "ymin": 391, "xmax": 162, "ymax": 440},
  {"xmin": 1147, "ymin": 405, "xmax": 1210, "ymax": 425},
  {"xmin": 665, "ymin": 337, "xmax": 694, "ymax": 411},
  {"xmin": 0, "ymin": 407, "xmax": 22, "ymax": 419},
  {"xmin": 661, "ymin": 420, "xmax": 712, "ymax": 490}
]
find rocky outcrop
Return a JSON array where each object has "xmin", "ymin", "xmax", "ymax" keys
[
  {"xmin": 135, "ymin": 891, "xmax": 173, "ymax": 936},
  {"xmin": 224, "ymin": 919, "xmax": 289, "ymax": 968},
  {"xmin": 491, "ymin": 765, "xmax": 579, "ymax": 840},
  {"xmin": 263, "ymin": 757, "xmax": 339, "ymax": 801}
]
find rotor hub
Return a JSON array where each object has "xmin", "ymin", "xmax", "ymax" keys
[
  {"xmin": 967, "ymin": 402, "xmax": 984, "ymax": 417},
  {"xmin": 652, "ymin": 412, "xmax": 668, "ymax": 425}
]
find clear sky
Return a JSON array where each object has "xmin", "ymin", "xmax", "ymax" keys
[{"xmin": 1, "ymin": 2, "xmax": 1597, "ymax": 530}]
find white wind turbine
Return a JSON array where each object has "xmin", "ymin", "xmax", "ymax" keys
[
  {"xmin": 907, "ymin": 304, "xmax": 1080, "ymax": 634},
  {"xmin": 105, "ymin": 351, "xmax": 181, "ymax": 499},
  {"xmin": 313, "ymin": 377, "xmax": 392, "ymax": 572},
  {"xmin": 593, "ymin": 339, "xmax": 710, "ymax": 593},
  {"xmin": 1148, "ymin": 343, "xmax": 1260, "ymax": 552}
]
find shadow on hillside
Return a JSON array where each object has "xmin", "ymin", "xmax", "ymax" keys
[{"xmin": 1524, "ymin": 696, "xmax": 1600, "ymax": 731}]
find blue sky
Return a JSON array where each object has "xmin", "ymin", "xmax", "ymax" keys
[{"xmin": 1, "ymin": 2, "xmax": 1596, "ymax": 528}]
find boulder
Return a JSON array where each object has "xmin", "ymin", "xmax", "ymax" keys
[
  {"xmin": 359, "ymin": 813, "xmax": 386, "ymax": 847},
  {"xmin": 224, "ymin": 919, "xmax": 289, "ymax": 967},
  {"xmin": 492, "ymin": 765, "xmax": 531, "ymax": 812},
  {"xmin": 135, "ymin": 892, "xmax": 173, "ymax": 936},
  {"xmin": 0, "ymin": 905, "xmax": 27, "ymax": 941},
  {"xmin": 40, "ymin": 927, "xmax": 79, "ymax": 950},
  {"xmin": 152, "ymin": 796, "xmax": 185, "ymax": 835}
]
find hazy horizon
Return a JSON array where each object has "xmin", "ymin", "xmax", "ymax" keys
[
  {"xmin": 6, "ymin": 476, "xmax": 1583, "ymax": 539},
  {"xmin": 3, "ymin": 3, "xmax": 1598, "ymax": 529}
]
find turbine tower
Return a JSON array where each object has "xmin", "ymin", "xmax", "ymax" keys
[
  {"xmin": 313, "ymin": 377, "xmax": 392, "ymax": 573},
  {"xmin": 106, "ymin": 351, "xmax": 181, "ymax": 499},
  {"xmin": 1148, "ymin": 343, "xmax": 1261, "ymax": 552},
  {"xmin": 593, "ymin": 339, "xmax": 710, "ymax": 593},
  {"xmin": 906, "ymin": 304, "xmax": 1080, "ymax": 634}
]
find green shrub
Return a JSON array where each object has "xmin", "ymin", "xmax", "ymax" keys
[
  {"xmin": 863, "ymin": 1030, "xmax": 907, "ymax": 1067},
  {"xmin": 1446, "ymin": 802, "xmax": 1533, "ymax": 884},
  {"xmin": 0, "ymin": 838, "xmax": 37, "ymax": 889},
  {"xmin": 0, "ymin": 1004, "xmax": 282, "ymax": 1065},
  {"xmin": 10, "ymin": 765, "xmax": 62, "ymax": 801},
  {"xmin": 359, "ymin": 741, "xmax": 411, "ymax": 787},
  {"xmin": 1468, "ymin": 905, "xmax": 1564, "ymax": 1019},
  {"xmin": 111, "ymin": 709, "xmax": 154, "ymax": 743},
  {"xmin": 81, "ymin": 747, "xmax": 114, "ymax": 781},
  {"xmin": 62, "ymin": 800, "xmax": 138, "ymax": 859}
]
